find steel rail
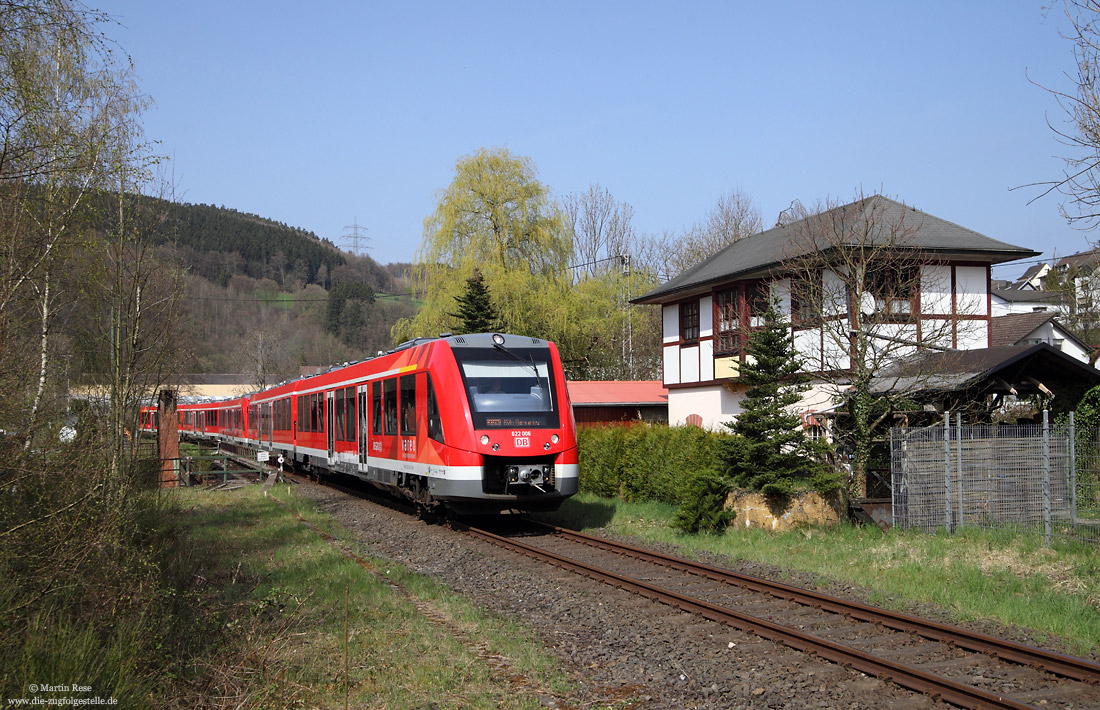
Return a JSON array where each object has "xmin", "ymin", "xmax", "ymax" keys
[
  {"xmin": 456, "ymin": 522, "xmax": 1034, "ymax": 710},
  {"xmin": 538, "ymin": 523, "xmax": 1100, "ymax": 686}
]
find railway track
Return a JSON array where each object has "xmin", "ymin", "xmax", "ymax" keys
[
  {"xmin": 457, "ymin": 519, "xmax": 1100, "ymax": 710},
  {"xmin": 291, "ymin": 473, "xmax": 1099, "ymax": 708}
]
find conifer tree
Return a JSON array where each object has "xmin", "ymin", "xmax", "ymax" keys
[
  {"xmin": 448, "ymin": 270, "xmax": 502, "ymax": 334},
  {"xmin": 718, "ymin": 301, "xmax": 839, "ymax": 499}
]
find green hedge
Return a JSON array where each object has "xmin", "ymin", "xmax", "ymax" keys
[{"xmin": 577, "ymin": 424, "xmax": 727, "ymax": 505}]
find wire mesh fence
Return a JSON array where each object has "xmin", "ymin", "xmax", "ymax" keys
[{"xmin": 891, "ymin": 413, "xmax": 1100, "ymax": 545}]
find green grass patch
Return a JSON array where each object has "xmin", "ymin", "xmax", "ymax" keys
[
  {"xmin": 170, "ymin": 484, "xmax": 573, "ymax": 708},
  {"xmin": 537, "ymin": 493, "xmax": 1100, "ymax": 656}
]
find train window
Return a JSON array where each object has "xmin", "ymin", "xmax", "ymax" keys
[
  {"xmin": 344, "ymin": 386, "xmax": 355, "ymax": 442},
  {"xmin": 310, "ymin": 394, "xmax": 319, "ymax": 432},
  {"xmin": 426, "ymin": 374, "xmax": 444, "ymax": 444},
  {"xmin": 400, "ymin": 375, "xmax": 416, "ymax": 436},
  {"xmin": 452, "ymin": 346, "xmax": 560, "ymax": 429},
  {"xmin": 372, "ymin": 381, "xmax": 382, "ymax": 436},
  {"xmin": 335, "ymin": 388, "xmax": 346, "ymax": 442},
  {"xmin": 297, "ymin": 396, "xmax": 305, "ymax": 432},
  {"xmin": 383, "ymin": 378, "xmax": 397, "ymax": 435}
]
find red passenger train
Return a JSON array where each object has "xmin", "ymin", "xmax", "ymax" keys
[{"xmin": 140, "ymin": 333, "xmax": 579, "ymax": 514}]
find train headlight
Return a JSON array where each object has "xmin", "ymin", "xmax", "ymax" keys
[
  {"xmin": 550, "ymin": 434, "xmax": 559, "ymax": 444},
  {"xmin": 480, "ymin": 435, "xmax": 490, "ymax": 445}
]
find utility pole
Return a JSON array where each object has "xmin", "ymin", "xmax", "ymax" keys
[{"xmin": 342, "ymin": 217, "xmax": 370, "ymax": 256}]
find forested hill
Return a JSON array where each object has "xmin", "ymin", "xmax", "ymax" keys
[{"xmin": 133, "ymin": 196, "xmax": 375, "ymax": 289}]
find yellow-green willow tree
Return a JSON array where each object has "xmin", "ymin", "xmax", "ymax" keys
[
  {"xmin": 395, "ymin": 148, "xmax": 664, "ymax": 379},
  {"xmin": 394, "ymin": 148, "xmax": 572, "ymax": 343}
]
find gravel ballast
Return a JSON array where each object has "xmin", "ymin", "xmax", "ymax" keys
[{"xmin": 292, "ymin": 481, "xmax": 948, "ymax": 708}]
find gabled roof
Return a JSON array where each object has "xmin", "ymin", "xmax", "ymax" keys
[
  {"xmin": 990, "ymin": 312, "xmax": 1058, "ymax": 347},
  {"xmin": 632, "ymin": 195, "xmax": 1038, "ymax": 305},
  {"xmin": 990, "ymin": 312, "xmax": 1094, "ymax": 355},
  {"xmin": 1011, "ymin": 262, "xmax": 1050, "ymax": 289},
  {"xmin": 1055, "ymin": 248, "xmax": 1100, "ymax": 272},
  {"xmin": 566, "ymin": 380, "xmax": 668, "ymax": 407}
]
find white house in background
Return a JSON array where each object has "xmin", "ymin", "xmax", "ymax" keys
[
  {"xmin": 990, "ymin": 287, "xmax": 1061, "ymax": 316},
  {"xmin": 630, "ymin": 196, "xmax": 1040, "ymax": 430},
  {"xmin": 990, "ymin": 312, "xmax": 1095, "ymax": 364},
  {"xmin": 1011, "ymin": 262, "xmax": 1051, "ymax": 290}
]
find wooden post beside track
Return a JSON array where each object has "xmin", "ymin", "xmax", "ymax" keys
[{"xmin": 158, "ymin": 389, "xmax": 180, "ymax": 487}]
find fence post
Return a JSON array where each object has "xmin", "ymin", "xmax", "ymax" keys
[
  {"xmin": 1069, "ymin": 411, "xmax": 1078, "ymax": 529},
  {"xmin": 956, "ymin": 412, "xmax": 964, "ymax": 529},
  {"xmin": 944, "ymin": 412, "xmax": 953, "ymax": 533},
  {"xmin": 1043, "ymin": 409, "xmax": 1052, "ymax": 546}
]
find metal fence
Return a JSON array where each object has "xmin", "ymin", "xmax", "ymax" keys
[{"xmin": 890, "ymin": 412, "xmax": 1100, "ymax": 545}]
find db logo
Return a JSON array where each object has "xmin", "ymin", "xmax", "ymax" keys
[{"xmin": 514, "ymin": 437, "xmax": 530, "ymax": 448}]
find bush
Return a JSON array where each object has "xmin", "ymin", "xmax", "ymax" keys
[
  {"xmin": 577, "ymin": 424, "xmax": 727, "ymax": 505},
  {"xmin": 672, "ymin": 468, "xmax": 735, "ymax": 534},
  {"xmin": 0, "ymin": 444, "xmax": 193, "ymax": 707}
]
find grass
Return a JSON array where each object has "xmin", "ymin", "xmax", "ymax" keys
[
  {"xmin": 536, "ymin": 492, "xmax": 1100, "ymax": 656},
  {"xmin": 171, "ymin": 484, "xmax": 575, "ymax": 709}
]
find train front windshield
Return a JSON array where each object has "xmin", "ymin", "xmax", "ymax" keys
[{"xmin": 453, "ymin": 347, "xmax": 560, "ymax": 429}]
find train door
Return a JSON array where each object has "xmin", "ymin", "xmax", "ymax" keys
[
  {"xmin": 358, "ymin": 385, "xmax": 368, "ymax": 467},
  {"xmin": 326, "ymin": 390, "xmax": 335, "ymax": 462}
]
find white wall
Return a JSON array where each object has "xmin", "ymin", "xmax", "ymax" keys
[
  {"xmin": 680, "ymin": 345, "xmax": 700, "ymax": 383},
  {"xmin": 955, "ymin": 266, "xmax": 989, "ymax": 317},
  {"xmin": 663, "ymin": 344, "xmax": 679, "ymax": 385},
  {"xmin": 662, "ymin": 304, "xmax": 678, "ymax": 343},
  {"xmin": 699, "ymin": 295, "xmax": 713, "ymax": 338},
  {"xmin": 921, "ymin": 265, "xmax": 952, "ymax": 314},
  {"xmin": 668, "ymin": 385, "xmax": 744, "ymax": 430},
  {"xmin": 668, "ymin": 379, "xmax": 843, "ymax": 431}
]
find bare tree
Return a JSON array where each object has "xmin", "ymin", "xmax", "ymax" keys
[
  {"xmin": 781, "ymin": 193, "xmax": 974, "ymax": 496},
  {"xmin": 1030, "ymin": 0, "xmax": 1100, "ymax": 228},
  {"xmin": 563, "ymin": 183, "xmax": 635, "ymax": 281},
  {"xmin": 657, "ymin": 188, "xmax": 763, "ymax": 280}
]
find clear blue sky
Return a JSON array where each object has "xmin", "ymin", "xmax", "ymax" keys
[{"xmin": 106, "ymin": 1, "xmax": 1087, "ymax": 280}]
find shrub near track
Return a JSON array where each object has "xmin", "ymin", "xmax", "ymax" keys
[{"xmin": 577, "ymin": 424, "xmax": 724, "ymax": 505}]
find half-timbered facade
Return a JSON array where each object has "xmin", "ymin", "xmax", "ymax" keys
[{"xmin": 632, "ymin": 196, "xmax": 1039, "ymax": 429}]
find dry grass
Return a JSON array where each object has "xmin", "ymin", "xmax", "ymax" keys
[{"xmin": 167, "ymin": 484, "xmax": 576, "ymax": 709}]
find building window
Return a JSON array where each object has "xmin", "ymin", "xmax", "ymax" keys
[
  {"xmin": 748, "ymin": 281, "xmax": 771, "ymax": 329},
  {"xmin": 791, "ymin": 277, "xmax": 820, "ymax": 327},
  {"xmin": 680, "ymin": 300, "xmax": 700, "ymax": 342},
  {"xmin": 865, "ymin": 265, "xmax": 916, "ymax": 320},
  {"xmin": 715, "ymin": 289, "xmax": 739, "ymax": 355}
]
